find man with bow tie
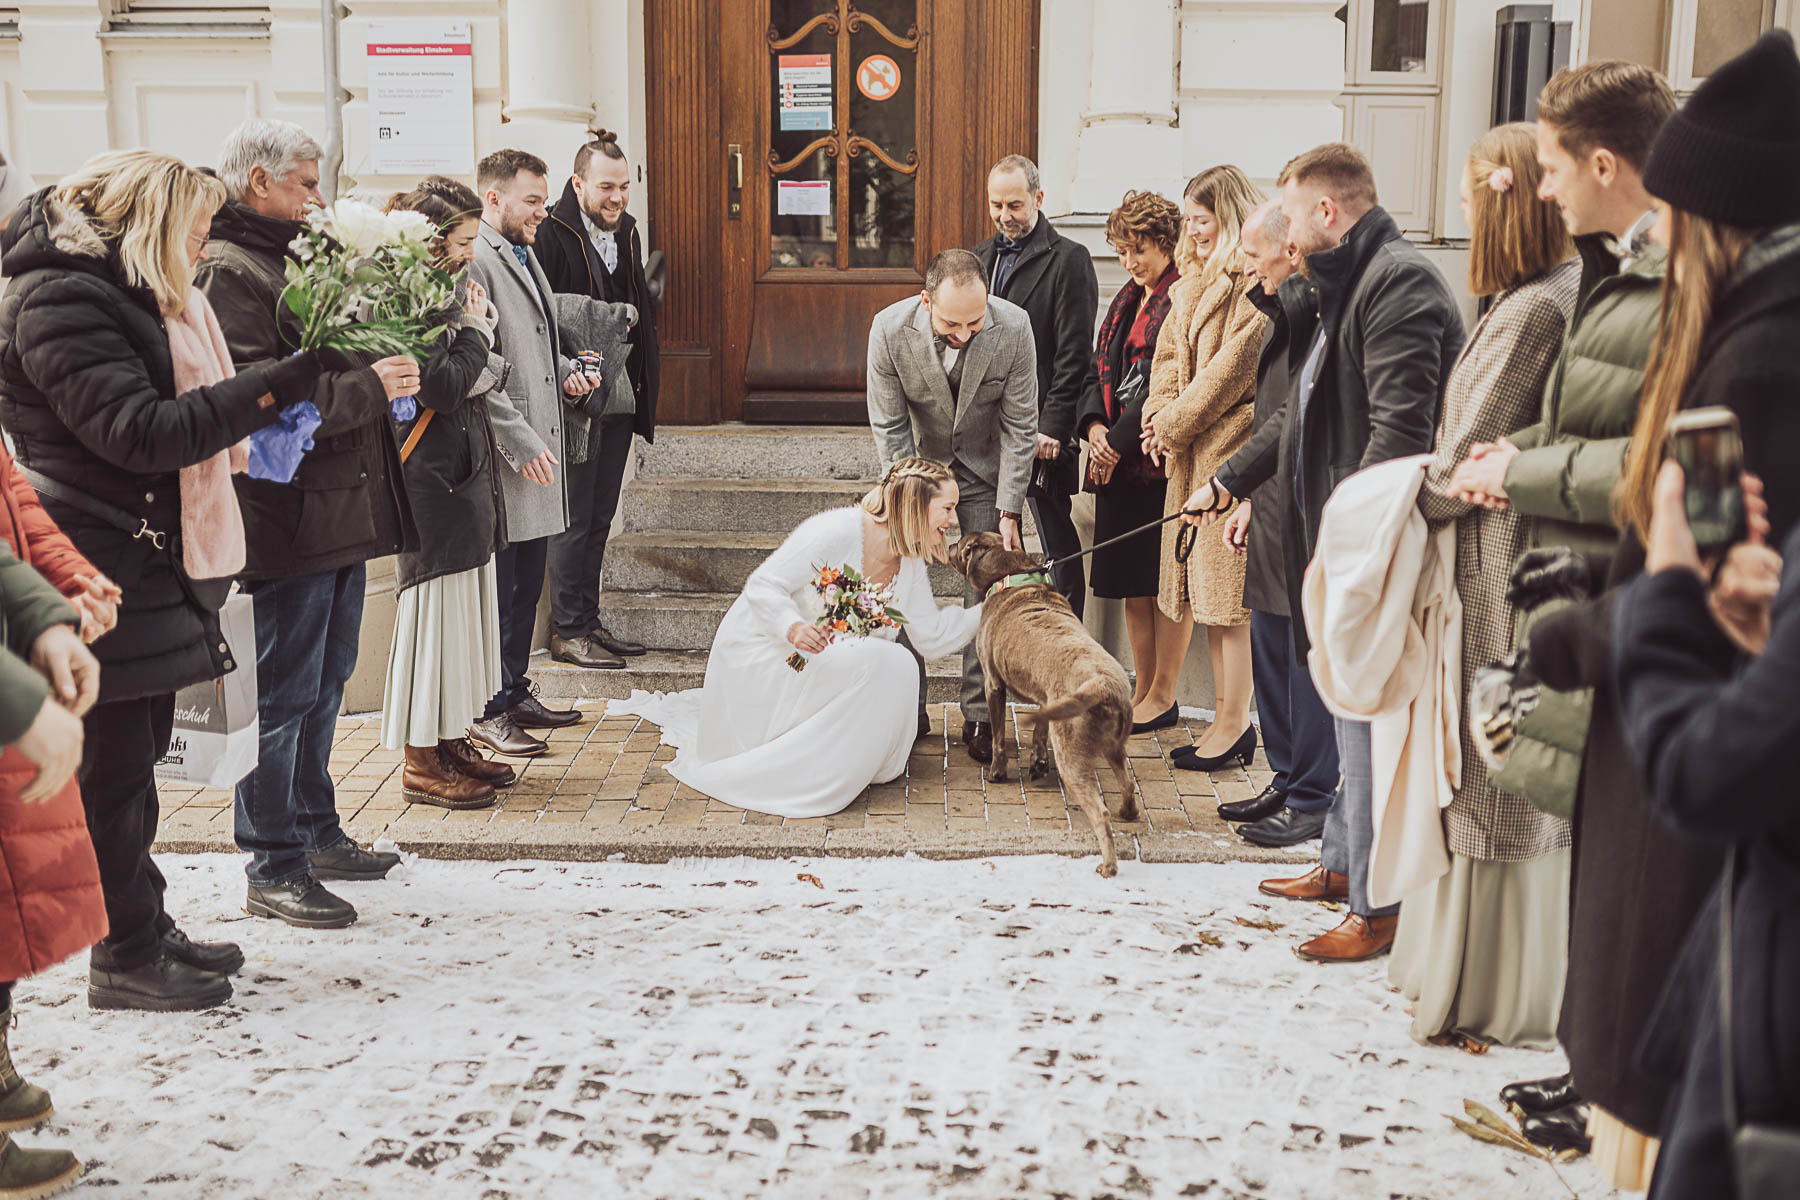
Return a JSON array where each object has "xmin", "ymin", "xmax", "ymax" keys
[{"xmin": 866, "ymin": 248, "xmax": 1038, "ymax": 766}]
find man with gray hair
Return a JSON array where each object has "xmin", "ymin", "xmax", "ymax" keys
[
  {"xmin": 867, "ymin": 248, "xmax": 1037, "ymax": 765},
  {"xmin": 971, "ymin": 154, "xmax": 1097, "ymax": 618},
  {"xmin": 1191, "ymin": 199, "xmax": 1342, "ymax": 859},
  {"xmin": 198, "ymin": 117, "xmax": 418, "ymax": 934}
]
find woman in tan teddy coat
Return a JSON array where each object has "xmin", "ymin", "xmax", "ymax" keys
[{"xmin": 1138, "ymin": 166, "xmax": 1269, "ymax": 757}]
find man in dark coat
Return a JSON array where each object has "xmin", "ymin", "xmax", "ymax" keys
[
  {"xmin": 199, "ymin": 118, "xmax": 415, "ymax": 929},
  {"xmin": 1198, "ymin": 200, "xmax": 1343, "ymax": 863},
  {"xmin": 970, "ymin": 155, "xmax": 1096, "ymax": 618},
  {"xmin": 535, "ymin": 133, "xmax": 660, "ymax": 670},
  {"xmin": 1191, "ymin": 143, "xmax": 1464, "ymax": 957}
]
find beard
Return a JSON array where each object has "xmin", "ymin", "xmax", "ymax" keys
[
  {"xmin": 583, "ymin": 199, "xmax": 625, "ymax": 231},
  {"xmin": 498, "ymin": 212, "xmax": 538, "ymax": 245}
]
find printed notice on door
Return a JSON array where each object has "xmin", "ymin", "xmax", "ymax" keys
[
  {"xmin": 367, "ymin": 20, "xmax": 475, "ymax": 174},
  {"xmin": 778, "ymin": 54, "xmax": 832, "ymax": 131},
  {"xmin": 777, "ymin": 180, "xmax": 832, "ymax": 216}
]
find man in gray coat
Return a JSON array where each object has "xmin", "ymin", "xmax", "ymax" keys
[
  {"xmin": 867, "ymin": 248, "xmax": 1037, "ymax": 764},
  {"xmin": 463, "ymin": 149, "xmax": 598, "ymax": 758}
]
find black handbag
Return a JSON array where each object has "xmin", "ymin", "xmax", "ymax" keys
[{"xmin": 1719, "ymin": 847, "xmax": 1800, "ymax": 1197}]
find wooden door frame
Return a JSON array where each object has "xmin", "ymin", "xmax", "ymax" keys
[{"xmin": 647, "ymin": 1, "xmax": 1039, "ymax": 426}]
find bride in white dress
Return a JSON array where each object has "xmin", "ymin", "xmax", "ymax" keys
[{"xmin": 614, "ymin": 458, "xmax": 982, "ymax": 818}]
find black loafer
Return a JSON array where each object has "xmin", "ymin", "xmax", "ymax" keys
[
  {"xmin": 509, "ymin": 693, "xmax": 582, "ymax": 730},
  {"xmin": 1217, "ymin": 783, "xmax": 1287, "ymax": 823},
  {"xmin": 1520, "ymin": 1103, "xmax": 1592, "ymax": 1155},
  {"xmin": 549, "ymin": 634, "xmax": 624, "ymax": 670},
  {"xmin": 1130, "ymin": 703, "xmax": 1179, "ymax": 735},
  {"xmin": 308, "ymin": 838, "xmax": 401, "ymax": 881},
  {"xmin": 1239, "ymin": 805, "xmax": 1327, "ymax": 847},
  {"xmin": 1501, "ymin": 1073, "xmax": 1581, "ymax": 1116},
  {"xmin": 89, "ymin": 950, "xmax": 233, "ymax": 1012},
  {"xmin": 591, "ymin": 623, "xmax": 647, "ymax": 658},
  {"xmin": 246, "ymin": 876, "xmax": 357, "ymax": 929},
  {"xmin": 160, "ymin": 926, "xmax": 245, "ymax": 976},
  {"xmin": 962, "ymin": 720, "xmax": 993, "ymax": 764}
]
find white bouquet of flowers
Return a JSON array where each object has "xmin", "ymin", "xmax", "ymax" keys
[{"xmin": 280, "ymin": 198, "xmax": 455, "ymax": 363}]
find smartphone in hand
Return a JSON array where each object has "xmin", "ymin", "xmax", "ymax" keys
[{"xmin": 1667, "ymin": 406, "xmax": 1747, "ymax": 556}]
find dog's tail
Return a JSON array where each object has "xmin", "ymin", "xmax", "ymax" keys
[{"xmin": 1033, "ymin": 677, "xmax": 1117, "ymax": 722}]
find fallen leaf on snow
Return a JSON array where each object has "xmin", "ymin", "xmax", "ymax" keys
[
  {"xmin": 796, "ymin": 873, "xmax": 824, "ymax": 889},
  {"xmin": 1233, "ymin": 916, "xmax": 1283, "ymax": 931}
]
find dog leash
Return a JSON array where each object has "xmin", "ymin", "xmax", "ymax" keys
[{"xmin": 1041, "ymin": 486, "xmax": 1235, "ymax": 572}]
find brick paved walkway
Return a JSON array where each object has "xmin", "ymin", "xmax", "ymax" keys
[{"xmin": 153, "ymin": 705, "xmax": 1316, "ymax": 867}]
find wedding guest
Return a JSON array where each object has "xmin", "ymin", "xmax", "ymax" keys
[
  {"xmin": 1076, "ymin": 191, "xmax": 1181, "ymax": 718},
  {"xmin": 2, "ymin": 439, "xmax": 119, "ymax": 645},
  {"xmin": 0, "ymin": 538, "xmax": 103, "ymax": 1198},
  {"xmin": 463, "ymin": 149, "xmax": 596, "ymax": 760},
  {"xmin": 1389, "ymin": 123, "xmax": 1578, "ymax": 1050},
  {"xmin": 379, "ymin": 177, "xmax": 516, "ymax": 808},
  {"xmin": 202, "ymin": 117, "xmax": 415, "ymax": 930},
  {"xmin": 1138, "ymin": 166, "xmax": 1267, "ymax": 743},
  {"xmin": 0, "ymin": 148, "xmax": 329, "ymax": 1007},
  {"xmin": 536, "ymin": 130, "xmax": 659, "ymax": 670},
  {"xmin": 1441, "ymin": 61, "xmax": 1675, "ymax": 1165},
  {"xmin": 1187, "ymin": 143, "xmax": 1463, "ymax": 955},
  {"xmin": 1517, "ymin": 33, "xmax": 1800, "ymax": 1177},
  {"xmin": 1210, "ymin": 201, "xmax": 1341, "ymax": 845},
  {"xmin": 972, "ymin": 154, "xmax": 1097, "ymax": 618},
  {"xmin": 867, "ymin": 248, "xmax": 1037, "ymax": 765}
]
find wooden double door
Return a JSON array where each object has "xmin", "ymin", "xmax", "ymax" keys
[{"xmin": 647, "ymin": 0, "xmax": 1040, "ymax": 425}]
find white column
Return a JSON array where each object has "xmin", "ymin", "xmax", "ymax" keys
[
  {"xmin": 15, "ymin": 0, "xmax": 109, "ymax": 179},
  {"xmin": 500, "ymin": 0, "xmax": 594, "ymax": 169},
  {"xmin": 1068, "ymin": 0, "xmax": 1183, "ymax": 212}
]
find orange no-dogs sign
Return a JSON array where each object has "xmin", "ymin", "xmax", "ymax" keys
[{"xmin": 857, "ymin": 54, "xmax": 901, "ymax": 101}]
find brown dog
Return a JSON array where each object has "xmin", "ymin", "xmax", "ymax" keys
[{"xmin": 949, "ymin": 532, "xmax": 1139, "ymax": 876}]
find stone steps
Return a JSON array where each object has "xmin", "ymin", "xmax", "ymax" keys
[
  {"xmin": 637, "ymin": 425, "xmax": 881, "ymax": 481},
  {"xmin": 621, "ymin": 476, "xmax": 871, "ymax": 534},
  {"xmin": 594, "ymin": 590, "xmax": 963, "ymax": 652},
  {"xmin": 604, "ymin": 529, "xmax": 969, "ymax": 596},
  {"xmin": 530, "ymin": 647, "xmax": 968, "ymax": 703}
]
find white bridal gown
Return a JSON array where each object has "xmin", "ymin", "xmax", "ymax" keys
[{"xmin": 613, "ymin": 507, "xmax": 981, "ymax": 818}]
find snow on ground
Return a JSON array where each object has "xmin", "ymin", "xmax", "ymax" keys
[{"xmin": 14, "ymin": 854, "xmax": 1614, "ymax": 1199}]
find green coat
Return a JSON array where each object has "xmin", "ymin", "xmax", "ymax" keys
[
  {"xmin": 1492, "ymin": 234, "xmax": 1666, "ymax": 817},
  {"xmin": 0, "ymin": 540, "xmax": 78, "ymax": 745}
]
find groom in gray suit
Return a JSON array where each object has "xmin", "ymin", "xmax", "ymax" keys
[{"xmin": 867, "ymin": 248, "xmax": 1038, "ymax": 765}]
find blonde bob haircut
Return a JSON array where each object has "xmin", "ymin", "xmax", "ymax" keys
[
  {"xmin": 1466, "ymin": 123, "xmax": 1573, "ymax": 297},
  {"xmin": 1178, "ymin": 165, "xmax": 1266, "ymax": 285},
  {"xmin": 860, "ymin": 457, "xmax": 957, "ymax": 563},
  {"xmin": 51, "ymin": 149, "xmax": 227, "ymax": 316}
]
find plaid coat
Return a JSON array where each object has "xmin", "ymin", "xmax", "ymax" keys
[{"xmin": 1418, "ymin": 258, "xmax": 1579, "ymax": 861}]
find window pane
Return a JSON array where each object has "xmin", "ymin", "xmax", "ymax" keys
[
  {"xmin": 1693, "ymin": 0, "xmax": 1766, "ymax": 77},
  {"xmin": 768, "ymin": 4, "xmax": 836, "ymax": 269},
  {"xmin": 847, "ymin": 3, "xmax": 917, "ymax": 268},
  {"xmin": 1369, "ymin": 0, "xmax": 1431, "ymax": 74}
]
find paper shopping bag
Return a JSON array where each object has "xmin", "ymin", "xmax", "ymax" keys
[{"xmin": 155, "ymin": 593, "xmax": 259, "ymax": 789}]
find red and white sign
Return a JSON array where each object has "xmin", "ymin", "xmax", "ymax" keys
[
  {"xmin": 367, "ymin": 20, "xmax": 475, "ymax": 174},
  {"xmin": 857, "ymin": 54, "xmax": 901, "ymax": 101}
]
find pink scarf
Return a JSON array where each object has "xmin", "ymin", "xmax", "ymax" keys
[{"xmin": 164, "ymin": 287, "xmax": 249, "ymax": 580}]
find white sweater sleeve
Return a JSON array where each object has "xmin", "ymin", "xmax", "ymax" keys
[
  {"xmin": 896, "ymin": 560, "xmax": 982, "ymax": 659},
  {"xmin": 738, "ymin": 510, "xmax": 847, "ymax": 643}
]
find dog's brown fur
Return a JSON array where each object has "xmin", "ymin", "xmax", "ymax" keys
[{"xmin": 949, "ymin": 532, "xmax": 1138, "ymax": 876}]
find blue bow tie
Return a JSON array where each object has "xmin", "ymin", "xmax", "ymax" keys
[{"xmin": 511, "ymin": 244, "xmax": 529, "ymax": 269}]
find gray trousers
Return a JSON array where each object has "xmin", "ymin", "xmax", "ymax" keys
[
  {"xmin": 952, "ymin": 469, "xmax": 1000, "ymax": 723},
  {"xmin": 1320, "ymin": 716, "xmax": 1398, "ymax": 919}
]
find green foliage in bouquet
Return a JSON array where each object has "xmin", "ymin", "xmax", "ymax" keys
[{"xmin": 280, "ymin": 199, "xmax": 456, "ymax": 359}]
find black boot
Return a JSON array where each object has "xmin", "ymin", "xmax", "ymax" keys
[
  {"xmin": 159, "ymin": 926, "xmax": 245, "ymax": 976},
  {"xmin": 88, "ymin": 951, "xmax": 232, "ymax": 1012},
  {"xmin": 1520, "ymin": 1103, "xmax": 1592, "ymax": 1155},
  {"xmin": 307, "ymin": 839, "xmax": 400, "ymax": 882},
  {"xmin": 1500, "ymin": 1072, "xmax": 1580, "ymax": 1116},
  {"xmin": 246, "ymin": 876, "xmax": 357, "ymax": 929}
]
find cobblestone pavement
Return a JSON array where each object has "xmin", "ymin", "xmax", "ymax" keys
[
  {"xmin": 152, "ymin": 706, "xmax": 1317, "ymax": 866},
  {"xmin": 22, "ymin": 855, "xmax": 1611, "ymax": 1199}
]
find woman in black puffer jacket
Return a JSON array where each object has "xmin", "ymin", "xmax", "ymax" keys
[{"xmin": 0, "ymin": 150, "xmax": 327, "ymax": 1012}]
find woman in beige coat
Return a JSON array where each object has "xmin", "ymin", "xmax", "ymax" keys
[{"xmin": 1138, "ymin": 166, "xmax": 1269, "ymax": 759}]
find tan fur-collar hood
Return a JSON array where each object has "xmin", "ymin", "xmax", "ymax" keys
[{"xmin": 44, "ymin": 194, "xmax": 107, "ymax": 259}]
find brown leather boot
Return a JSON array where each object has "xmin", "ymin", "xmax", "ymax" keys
[
  {"xmin": 403, "ymin": 745, "xmax": 498, "ymax": 810},
  {"xmin": 1258, "ymin": 866, "xmax": 1350, "ymax": 901},
  {"xmin": 1296, "ymin": 913, "xmax": 1398, "ymax": 962},
  {"xmin": 439, "ymin": 738, "xmax": 518, "ymax": 787}
]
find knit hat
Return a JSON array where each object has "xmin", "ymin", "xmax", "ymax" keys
[{"xmin": 1644, "ymin": 29, "xmax": 1800, "ymax": 227}]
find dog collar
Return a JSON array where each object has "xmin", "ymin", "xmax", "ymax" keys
[{"xmin": 985, "ymin": 571, "xmax": 1049, "ymax": 599}]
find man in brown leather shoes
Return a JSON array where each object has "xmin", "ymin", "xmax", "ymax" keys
[{"xmin": 1259, "ymin": 865, "xmax": 1396, "ymax": 961}]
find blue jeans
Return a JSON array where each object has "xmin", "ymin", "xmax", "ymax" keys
[
  {"xmin": 1321, "ymin": 716, "xmax": 1398, "ymax": 919},
  {"xmin": 1250, "ymin": 612, "xmax": 1339, "ymax": 813},
  {"xmin": 234, "ymin": 565, "xmax": 363, "ymax": 885}
]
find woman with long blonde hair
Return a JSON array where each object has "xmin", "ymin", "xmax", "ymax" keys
[
  {"xmin": 0, "ymin": 149, "xmax": 329, "ymax": 1015},
  {"xmin": 1135, "ymin": 165, "xmax": 1268, "ymax": 759},
  {"xmin": 614, "ymin": 457, "xmax": 983, "ymax": 818}
]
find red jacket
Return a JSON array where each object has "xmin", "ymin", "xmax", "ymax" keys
[{"xmin": 0, "ymin": 440, "xmax": 107, "ymax": 978}]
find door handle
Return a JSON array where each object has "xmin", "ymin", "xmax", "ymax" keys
[{"xmin": 728, "ymin": 143, "xmax": 743, "ymax": 219}]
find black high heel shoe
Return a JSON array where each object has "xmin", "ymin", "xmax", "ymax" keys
[
  {"xmin": 1130, "ymin": 703, "xmax": 1180, "ymax": 735},
  {"xmin": 1176, "ymin": 723, "xmax": 1257, "ymax": 771}
]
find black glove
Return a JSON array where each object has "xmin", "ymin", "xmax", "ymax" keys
[
  {"xmin": 261, "ymin": 349, "xmax": 326, "ymax": 410},
  {"xmin": 1507, "ymin": 546, "xmax": 1593, "ymax": 612}
]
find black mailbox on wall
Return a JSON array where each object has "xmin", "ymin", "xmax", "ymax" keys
[{"xmin": 1494, "ymin": 4, "xmax": 1574, "ymax": 123}]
